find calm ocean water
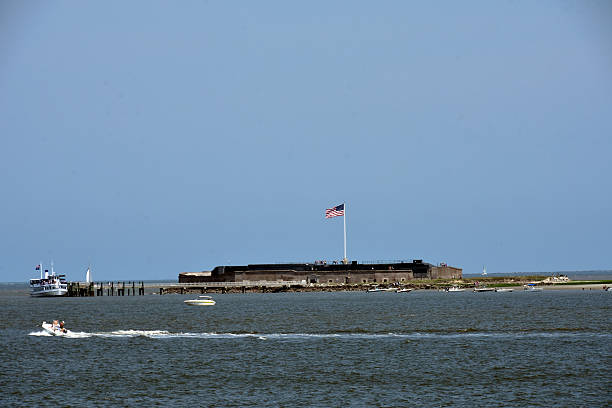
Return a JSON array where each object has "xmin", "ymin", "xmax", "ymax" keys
[{"xmin": 1, "ymin": 285, "xmax": 610, "ymax": 407}]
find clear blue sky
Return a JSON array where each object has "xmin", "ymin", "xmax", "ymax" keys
[{"xmin": 1, "ymin": 1, "xmax": 611, "ymax": 281}]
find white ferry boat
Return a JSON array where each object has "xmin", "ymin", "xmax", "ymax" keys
[{"xmin": 30, "ymin": 263, "xmax": 68, "ymax": 297}]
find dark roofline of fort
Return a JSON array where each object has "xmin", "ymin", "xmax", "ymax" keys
[{"xmin": 210, "ymin": 259, "xmax": 446, "ymax": 274}]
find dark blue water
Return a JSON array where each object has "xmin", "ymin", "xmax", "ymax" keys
[{"xmin": 1, "ymin": 286, "xmax": 610, "ymax": 406}]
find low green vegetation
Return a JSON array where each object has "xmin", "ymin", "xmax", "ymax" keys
[
  {"xmin": 464, "ymin": 276, "xmax": 548, "ymax": 283},
  {"xmin": 486, "ymin": 282, "xmax": 519, "ymax": 288}
]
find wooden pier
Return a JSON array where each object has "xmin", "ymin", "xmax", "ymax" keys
[
  {"xmin": 67, "ymin": 281, "xmax": 145, "ymax": 297},
  {"xmin": 67, "ymin": 280, "xmax": 311, "ymax": 296}
]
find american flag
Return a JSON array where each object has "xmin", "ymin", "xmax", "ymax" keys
[{"xmin": 325, "ymin": 203, "xmax": 345, "ymax": 218}]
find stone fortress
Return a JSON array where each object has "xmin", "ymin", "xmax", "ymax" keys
[{"xmin": 179, "ymin": 259, "xmax": 462, "ymax": 285}]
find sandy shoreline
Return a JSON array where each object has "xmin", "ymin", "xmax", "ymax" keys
[
  {"xmin": 158, "ymin": 281, "xmax": 612, "ymax": 295},
  {"xmin": 523, "ymin": 283, "xmax": 610, "ymax": 291}
]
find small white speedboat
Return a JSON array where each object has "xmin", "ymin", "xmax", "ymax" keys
[
  {"xmin": 446, "ymin": 286, "xmax": 465, "ymax": 292},
  {"xmin": 396, "ymin": 288, "xmax": 413, "ymax": 293},
  {"xmin": 41, "ymin": 321, "xmax": 71, "ymax": 336},
  {"xmin": 367, "ymin": 287, "xmax": 389, "ymax": 292},
  {"xmin": 184, "ymin": 295, "xmax": 216, "ymax": 306},
  {"xmin": 473, "ymin": 286, "xmax": 495, "ymax": 292},
  {"xmin": 495, "ymin": 288, "xmax": 514, "ymax": 292},
  {"xmin": 524, "ymin": 284, "xmax": 543, "ymax": 292}
]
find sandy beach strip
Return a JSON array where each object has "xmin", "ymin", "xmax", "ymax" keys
[{"xmin": 537, "ymin": 283, "xmax": 611, "ymax": 291}]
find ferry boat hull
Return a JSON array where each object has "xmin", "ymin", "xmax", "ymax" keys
[{"xmin": 31, "ymin": 287, "xmax": 68, "ymax": 297}]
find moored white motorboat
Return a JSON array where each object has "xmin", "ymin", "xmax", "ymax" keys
[
  {"xmin": 396, "ymin": 287, "xmax": 413, "ymax": 293},
  {"xmin": 495, "ymin": 288, "xmax": 514, "ymax": 292},
  {"xmin": 41, "ymin": 321, "xmax": 71, "ymax": 336},
  {"xmin": 184, "ymin": 295, "xmax": 216, "ymax": 306},
  {"xmin": 446, "ymin": 286, "xmax": 465, "ymax": 292},
  {"xmin": 367, "ymin": 286, "xmax": 391, "ymax": 292},
  {"xmin": 524, "ymin": 284, "xmax": 543, "ymax": 292},
  {"xmin": 473, "ymin": 286, "xmax": 495, "ymax": 292}
]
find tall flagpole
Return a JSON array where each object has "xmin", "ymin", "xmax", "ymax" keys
[{"xmin": 343, "ymin": 202, "xmax": 347, "ymax": 263}]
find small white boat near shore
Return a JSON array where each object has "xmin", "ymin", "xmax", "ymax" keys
[
  {"xmin": 495, "ymin": 288, "xmax": 514, "ymax": 293},
  {"xmin": 367, "ymin": 286, "xmax": 393, "ymax": 292},
  {"xmin": 524, "ymin": 284, "xmax": 543, "ymax": 292},
  {"xmin": 184, "ymin": 295, "xmax": 216, "ymax": 306},
  {"xmin": 396, "ymin": 287, "xmax": 413, "ymax": 293},
  {"xmin": 473, "ymin": 286, "xmax": 495, "ymax": 292},
  {"xmin": 446, "ymin": 286, "xmax": 465, "ymax": 292}
]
